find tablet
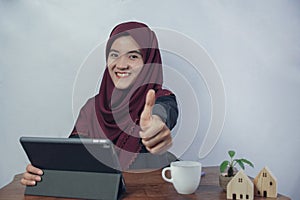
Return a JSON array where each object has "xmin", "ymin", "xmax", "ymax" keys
[{"xmin": 20, "ymin": 136, "xmax": 121, "ymax": 174}]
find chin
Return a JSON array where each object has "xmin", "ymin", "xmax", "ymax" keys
[
  {"xmin": 114, "ymin": 83, "xmax": 131, "ymax": 90},
  {"xmin": 114, "ymin": 80, "xmax": 134, "ymax": 90}
]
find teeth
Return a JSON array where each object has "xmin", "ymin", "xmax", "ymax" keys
[{"xmin": 116, "ymin": 72, "xmax": 129, "ymax": 77}]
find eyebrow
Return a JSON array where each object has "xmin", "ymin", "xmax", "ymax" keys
[
  {"xmin": 109, "ymin": 49, "xmax": 142, "ymax": 56},
  {"xmin": 127, "ymin": 50, "xmax": 142, "ymax": 55}
]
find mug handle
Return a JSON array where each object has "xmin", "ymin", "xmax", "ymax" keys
[{"xmin": 162, "ymin": 167, "xmax": 173, "ymax": 183}]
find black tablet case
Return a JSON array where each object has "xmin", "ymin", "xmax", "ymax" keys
[{"xmin": 20, "ymin": 137, "xmax": 125, "ymax": 200}]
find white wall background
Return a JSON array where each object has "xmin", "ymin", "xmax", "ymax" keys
[{"xmin": 1, "ymin": 0, "xmax": 299, "ymax": 199}]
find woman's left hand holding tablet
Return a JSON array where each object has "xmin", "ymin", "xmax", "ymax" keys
[
  {"xmin": 139, "ymin": 89, "xmax": 173, "ymax": 155},
  {"xmin": 20, "ymin": 164, "xmax": 43, "ymax": 186}
]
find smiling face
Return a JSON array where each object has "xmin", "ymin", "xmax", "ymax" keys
[{"xmin": 107, "ymin": 35, "xmax": 144, "ymax": 90}]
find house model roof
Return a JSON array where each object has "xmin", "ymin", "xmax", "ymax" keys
[
  {"xmin": 227, "ymin": 170, "xmax": 254, "ymax": 200},
  {"xmin": 253, "ymin": 166, "xmax": 277, "ymax": 198},
  {"xmin": 254, "ymin": 166, "xmax": 277, "ymax": 183}
]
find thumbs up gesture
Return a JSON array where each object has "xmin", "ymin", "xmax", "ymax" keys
[{"xmin": 139, "ymin": 89, "xmax": 172, "ymax": 154}]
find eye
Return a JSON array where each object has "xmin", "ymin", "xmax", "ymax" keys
[
  {"xmin": 109, "ymin": 52, "xmax": 119, "ymax": 58},
  {"xmin": 129, "ymin": 54, "xmax": 141, "ymax": 60}
]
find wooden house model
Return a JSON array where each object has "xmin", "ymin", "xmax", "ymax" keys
[
  {"xmin": 254, "ymin": 166, "xmax": 277, "ymax": 198},
  {"xmin": 227, "ymin": 170, "xmax": 254, "ymax": 200}
]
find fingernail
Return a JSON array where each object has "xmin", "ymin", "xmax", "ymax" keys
[
  {"xmin": 38, "ymin": 170, "xmax": 43, "ymax": 175},
  {"xmin": 36, "ymin": 176, "xmax": 41, "ymax": 181}
]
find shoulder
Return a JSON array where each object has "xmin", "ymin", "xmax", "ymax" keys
[
  {"xmin": 156, "ymin": 93, "xmax": 177, "ymax": 103},
  {"xmin": 79, "ymin": 96, "xmax": 97, "ymax": 113}
]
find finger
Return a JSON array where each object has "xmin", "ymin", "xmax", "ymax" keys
[
  {"xmin": 23, "ymin": 172, "xmax": 42, "ymax": 182},
  {"xmin": 146, "ymin": 138, "xmax": 172, "ymax": 155},
  {"xmin": 20, "ymin": 172, "xmax": 42, "ymax": 186},
  {"xmin": 142, "ymin": 127, "xmax": 170, "ymax": 147},
  {"xmin": 140, "ymin": 89, "xmax": 155, "ymax": 129},
  {"xmin": 139, "ymin": 122, "xmax": 164, "ymax": 139},
  {"xmin": 20, "ymin": 177, "xmax": 36, "ymax": 186},
  {"xmin": 142, "ymin": 127, "xmax": 172, "ymax": 154},
  {"xmin": 140, "ymin": 115, "xmax": 164, "ymax": 139},
  {"xmin": 26, "ymin": 164, "xmax": 43, "ymax": 175}
]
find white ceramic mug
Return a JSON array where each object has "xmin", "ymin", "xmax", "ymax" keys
[{"xmin": 161, "ymin": 161, "xmax": 202, "ymax": 194}]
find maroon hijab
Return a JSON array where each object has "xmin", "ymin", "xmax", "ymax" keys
[{"xmin": 75, "ymin": 22, "xmax": 172, "ymax": 169}]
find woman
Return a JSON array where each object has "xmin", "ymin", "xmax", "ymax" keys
[{"xmin": 21, "ymin": 21, "xmax": 178, "ymax": 186}]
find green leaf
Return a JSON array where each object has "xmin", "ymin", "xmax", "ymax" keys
[
  {"xmin": 236, "ymin": 159, "xmax": 245, "ymax": 169},
  {"xmin": 240, "ymin": 158, "xmax": 254, "ymax": 168},
  {"xmin": 228, "ymin": 150, "xmax": 235, "ymax": 158},
  {"xmin": 220, "ymin": 161, "xmax": 229, "ymax": 173}
]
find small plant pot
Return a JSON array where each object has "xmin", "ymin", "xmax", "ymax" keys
[{"xmin": 219, "ymin": 173, "xmax": 233, "ymax": 191}]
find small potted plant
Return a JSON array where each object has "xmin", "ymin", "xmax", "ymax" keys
[{"xmin": 219, "ymin": 150, "xmax": 254, "ymax": 190}]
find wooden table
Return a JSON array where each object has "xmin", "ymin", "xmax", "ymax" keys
[{"xmin": 0, "ymin": 166, "xmax": 290, "ymax": 200}]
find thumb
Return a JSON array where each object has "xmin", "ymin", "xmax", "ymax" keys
[{"xmin": 140, "ymin": 89, "xmax": 155, "ymax": 129}]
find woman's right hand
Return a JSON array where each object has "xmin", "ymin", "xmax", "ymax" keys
[{"xmin": 20, "ymin": 164, "xmax": 43, "ymax": 186}]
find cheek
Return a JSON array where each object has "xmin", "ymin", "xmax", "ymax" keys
[
  {"xmin": 107, "ymin": 61, "xmax": 116, "ymax": 77},
  {"xmin": 134, "ymin": 61, "xmax": 144, "ymax": 72},
  {"xmin": 107, "ymin": 59, "xmax": 113, "ymax": 69},
  {"xmin": 107, "ymin": 66, "xmax": 115, "ymax": 79},
  {"xmin": 137, "ymin": 66, "xmax": 143, "ymax": 74}
]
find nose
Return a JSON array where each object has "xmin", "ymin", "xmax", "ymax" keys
[{"xmin": 115, "ymin": 55, "xmax": 129, "ymax": 69}]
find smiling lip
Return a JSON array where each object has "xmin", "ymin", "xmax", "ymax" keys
[{"xmin": 115, "ymin": 72, "xmax": 130, "ymax": 78}]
